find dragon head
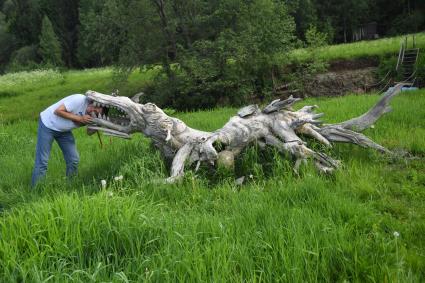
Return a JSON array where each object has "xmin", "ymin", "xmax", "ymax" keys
[{"xmin": 85, "ymin": 90, "xmax": 146, "ymax": 139}]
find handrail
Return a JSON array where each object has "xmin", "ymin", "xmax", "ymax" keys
[
  {"xmin": 366, "ymin": 70, "xmax": 391, "ymax": 89},
  {"xmin": 398, "ymin": 70, "xmax": 417, "ymax": 84},
  {"xmin": 396, "ymin": 41, "xmax": 404, "ymax": 71},
  {"xmin": 377, "ymin": 78, "xmax": 393, "ymax": 94}
]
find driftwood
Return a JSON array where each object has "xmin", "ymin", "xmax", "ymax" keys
[{"xmin": 86, "ymin": 83, "xmax": 405, "ymax": 182}]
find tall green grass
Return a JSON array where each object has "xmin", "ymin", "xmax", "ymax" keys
[
  {"xmin": 285, "ymin": 32, "xmax": 425, "ymax": 63},
  {"xmin": 0, "ymin": 68, "xmax": 156, "ymax": 123},
  {"xmin": 1, "ymin": 86, "xmax": 424, "ymax": 281},
  {"xmin": 0, "ymin": 69, "xmax": 65, "ymax": 99}
]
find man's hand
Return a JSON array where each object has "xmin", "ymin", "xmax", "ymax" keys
[{"xmin": 78, "ymin": 115, "xmax": 93, "ymax": 124}]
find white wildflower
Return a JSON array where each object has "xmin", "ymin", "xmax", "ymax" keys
[
  {"xmin": 249, "ymin": 174, "xmax": 254, "ymax": 179},
  {"xmin": 107, "ymin": 191, "xmax": 114, "ymax": 197},
  {"xmin": 0, "ymin": 69, "xmax": 63, "ymax": 89},
  {"xmin": 101, "ymin": 179, "xmax": 107, "ymax": 188},
  {"xmin": 114, "ymin": 175, "xmax": 123, "ymax": 181},
  {"xmin": 393, "ymin": 231, "xmax": 400, "ymax": 238}
]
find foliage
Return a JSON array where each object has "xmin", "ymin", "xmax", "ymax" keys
[
  {"xmin": 281, "ymin": 25, "xmax": 329, "ymax": 93},
  {"xmin": 0, "ymin": 0, "xmax": 423, "ymax": 72},
  {"xmin": 38, "ymin": 16, "xmax": 63, "ymax": 67},
  {"xmin": 287, "ymin": 0, "xmax": 425, "ymax": 43},
  {"xmin": 0, "ymin": 11, "xmax": 16, "ymax": 73},
  {"xmin": 144, "ymin": 0, "xmax": 296, "ymax": 110},
  {"xmin": 301, "ymin": 25, "xmax": 329, "ymax": 73},
  {"xmin": 2, "ymin": 0, "xmax": 42, "ymax": 45},
  {"xmin": 305, "ymin": 25, "xmax": 328, "ymax": 48},
  {"xmin": 5, "ymin": 44, "xmax": 40, "ymax": 72},
  {"xmin": 387, "ymin": 10, "xmax": 425, "ymax": 36},
  {"xmin": 39, "ymin": 0, "xmax": 80, "ymax": 67}
]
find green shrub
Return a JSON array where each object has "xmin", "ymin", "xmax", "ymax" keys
[
  {"xmin": 144, "ymin": 67, "xmax": 248, "ymax": 111},
  {"xmin": 6, "ymin": 45, "xmax": 40, "ymax": 73},
  {"xmin": 279, "ymin": 26, "xmax": 330, "ymax": 93}
]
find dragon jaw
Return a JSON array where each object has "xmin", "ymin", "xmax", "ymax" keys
[{"xmin": 85, "ymin": 90, "xmax": 145, "ymax": 139}]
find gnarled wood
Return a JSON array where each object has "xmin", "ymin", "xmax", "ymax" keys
[
  {"xmin": 332, "ymin": 83, "xmax": 407, "ymax": 131},
  {"xmin": 85, "ymin": 84, "xmax": 404, "ymax": 182}
]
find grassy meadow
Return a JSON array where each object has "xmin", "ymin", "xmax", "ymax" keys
[
  {"xmin": 0, "ymin": 68, "xmax": 158, "ymax": 123},
  {"xmin": 286, "ymin": 32, "xmax": 425, "ymax": 62},
  {"xmin": 0, "ymin": 66, "xmax": 424, "ymax": 282}
]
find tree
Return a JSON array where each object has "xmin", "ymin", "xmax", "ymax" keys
[
  {"xmin": 145, "ymin": 0, "xmax": 297, "ymax": 110},
  {"xmin": 38, "ymin": 0, "xmax": 80, "ymax": 67},
  {"xmin": 2, "ymin": 0, "xmax": 42, "ymax": 46},
  {"xmin": 39, "ymin": 15, "xmax": 63, "ymax": 66},
  {"xmin": 0, "ymin": 11, "xmax": 17, "ymax": 73}
]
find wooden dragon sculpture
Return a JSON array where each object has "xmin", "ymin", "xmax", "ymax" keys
[{"xmin": 85, "ymin": 84, "xmax": 405, "ymax": 182}]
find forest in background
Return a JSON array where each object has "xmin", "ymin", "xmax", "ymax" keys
[{"xmin": 0, "ymin": 0, "xmax": 424, "ymax": 109}]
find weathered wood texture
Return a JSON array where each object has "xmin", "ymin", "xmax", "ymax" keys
[{"xmin": 86, "ymin": 83, "xmax": 405, "ymax": 182}]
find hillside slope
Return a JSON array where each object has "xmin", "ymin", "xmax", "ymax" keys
[{"xmin": 275, "ymin": 33, "xmax": 424, "ymax": 97}]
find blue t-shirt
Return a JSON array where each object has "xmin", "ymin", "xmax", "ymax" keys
[{"xmin": 40, "ymin": 94, "xmax": 89, "ymax": 132}]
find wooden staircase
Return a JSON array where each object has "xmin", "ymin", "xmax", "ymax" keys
[
  {"xmin": 396, "ymin": 36, "xmax": 420, "ymax": 83},
  {"xmin": 365, "ymin": 36, "xmax": 420, "ymax": 93}
]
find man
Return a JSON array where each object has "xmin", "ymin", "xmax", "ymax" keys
[{"xmin": 31, "ymin": 94, "xmax": 103, "ymax": 187}]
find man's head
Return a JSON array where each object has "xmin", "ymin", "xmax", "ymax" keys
[
  {"xmin": 86, "ymin": 102, "xmax": 104, "ymax": 115},
  {"xmin": 85, "ymin": 90, "xmax": 144, "ymax": 139}
]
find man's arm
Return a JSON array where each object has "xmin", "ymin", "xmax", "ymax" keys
[{"xmin": 54, "ymin": 104, "xmax": 92, "ymax": 124}]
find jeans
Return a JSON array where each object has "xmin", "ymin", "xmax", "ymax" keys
[{"xmin": 31, "ymin": 119, "xmax": 80, "ymax": 187}]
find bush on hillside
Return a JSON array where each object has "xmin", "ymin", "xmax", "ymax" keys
[
  {"xmin": 279, "ymin": 25, "xmax": 330, "ymax": 94},
  {"xmin": 6, "ymin": 45, "xmax": 40, "ymax": 73},
  {"xmin": 144, "ymin": 64, "xmax": 249, "ymax": 111}
]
